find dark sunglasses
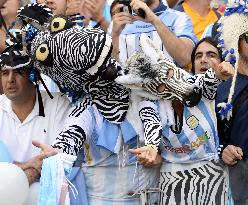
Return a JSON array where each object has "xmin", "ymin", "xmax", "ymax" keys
[{"xmin": 240, "ymin": 33, "xmax": 248, "ymax": 43}]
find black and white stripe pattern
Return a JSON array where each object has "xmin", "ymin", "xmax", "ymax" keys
[
  {"xmin": 187, "ymin": 68, "xmax": 221, "ymax": 101},
  {"xmin": 159, "ymin": 161, "xmax": 228, "ymax": 205},
  {"xmin": 53, "ymin": 125, "xmax": 86, "ymax": 155},
  {"xmin": 31, "ymin": 26, "xmax": 130, "ymax": 123},
  {"xmin": 123, "ymin": 50, "xmax": 199, "ymax": 104},
  {"xmin": 69, "ymin": 95, "xmax": 92, "ymax": 117},
  {"xmin": 139, "ymin": 104, "xmax": 162, "ymax": 147}
]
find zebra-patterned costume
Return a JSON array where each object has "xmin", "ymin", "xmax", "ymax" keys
[
  {"xmin": 27, "ymin": 16, "xmax": 164, "ymax": 204},
  {"xmin": 115, "ymin": 31, "xmax": 228, "ymax": 203},
  {"xmin": 157, "ymin": 69, "xmax": 228, "ymax": 205}
]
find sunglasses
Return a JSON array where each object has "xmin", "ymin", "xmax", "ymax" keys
[{"xmin": 240, "ymin": 33, "xmax": 248, "ymax": 43}]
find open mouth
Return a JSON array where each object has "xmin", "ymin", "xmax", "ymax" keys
[{"xmin": 200, "ymin": 67, "xmax": 208, "ymax": 73}]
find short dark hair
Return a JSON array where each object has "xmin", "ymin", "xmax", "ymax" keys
[
  {"xmin": 191, "ymin": 37, "xmax": 223, "ymax": 74},
  {"xmin": 110, "ymin": 0, "xmax": 122, "ymax": 16}
]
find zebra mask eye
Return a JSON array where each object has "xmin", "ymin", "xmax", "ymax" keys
[
  {"xmin": 35, "ymin": 43, "xmax": 53, "ymax": 67},
  {"xmin": 50, "ymin": 17, "xmax": 74, "ymax": 33},
  {"xmin": 51, "ymin": 17, "xmax": 66, "ymax": 33}
]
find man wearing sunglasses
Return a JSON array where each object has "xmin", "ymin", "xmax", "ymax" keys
[{"xmin": 216, "ymin": 31, "xmax": 248, "ymax": 205}]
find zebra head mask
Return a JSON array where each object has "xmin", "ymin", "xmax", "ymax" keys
[
  {"xmin": 30, "ymin": 16, "xmax": 129, "ymax": 123},
  {"xmin": 115, "ymin": 34, "xmax": 202, "ymax": 107}
]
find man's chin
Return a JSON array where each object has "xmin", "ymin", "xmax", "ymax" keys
[{"xmin": 5, "ymin": 92, "xmax": 19, "ymax": 101}]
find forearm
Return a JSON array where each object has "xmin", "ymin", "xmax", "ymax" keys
[
  {"xmin": 98, "ymin": 17, "xmax": 110, "ymax": 32},
  {"xmin": 53, "ymin": 125, "xmax": 86, "ymax": 156},
  {"xmin": 152, "ymin": 17, "xmax": 193, "ymax": 67},
  {"xmin": 111, "ymin": 32, "xmax": 120, "ymax": 62}
]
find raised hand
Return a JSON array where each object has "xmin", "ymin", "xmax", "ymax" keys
[
  {"xmin": 222, "ymin": 145, "xmax": 243, "ymax": 165},
  {"xmin": 210, "ymin": 58, "xmax": 235, "ymax": 80},
  {"xmin": 129, "ymin": 145, "xmax": 162, "ymax": 167}
]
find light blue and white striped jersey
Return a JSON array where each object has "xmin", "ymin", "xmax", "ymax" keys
[
  {"xmin": 76, "ymin": 105, "xmax": 145, "ymax": 167},
  {"xmin": 64, "ymin": 105, "xmax": 160, "ymax": 205},
  {"xmin": 157, "ymin": 68, "xmax": 221, "ymax": 164},
  {"xmin": 109, "ymin": 2, "xmax": 197, "ymax": 65},
  {"xmin": 159, "ymin": 98, "xmax": 219, "ymax": 164}
]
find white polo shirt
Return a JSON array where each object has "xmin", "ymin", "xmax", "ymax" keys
[{"xmin": 0, "ymin": 92, "xmax": 70, "ymax": 163}]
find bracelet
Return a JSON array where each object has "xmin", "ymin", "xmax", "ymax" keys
[
  {"xmin": 146, "ymin": 144, "xmax": 158, "ymax": 152},
  {"xmin": 98, "ymin": 16, "xmax": 105, "ymax": 25}
]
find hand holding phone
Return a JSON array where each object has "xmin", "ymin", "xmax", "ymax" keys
[{"xmin": 119, "ymin": 0, "xmax": 146, "ymax": 18}]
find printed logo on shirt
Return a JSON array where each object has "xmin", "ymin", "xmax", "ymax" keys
[
  {"xmin": 186, "ymin": 115, "xmax": 199, "ymax": 130},
  {"xmin": 190, "ymin": 131, "xmax": 210, "ymax": 149},
  {"xmin": 162, "ymin": 131, "xmax": 210, "ymax": 153}
]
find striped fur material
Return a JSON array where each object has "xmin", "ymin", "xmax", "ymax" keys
[
  {"xmin": 158, "ymin": 161, "xmax": 228, "ymax": 205},
  {"xmin": 138, "ymin": 101, "xmax": 162, "ymax": 147},
  {"xmin": 31, "ymin": 26, "xmax": 130, "ymax": 124}
]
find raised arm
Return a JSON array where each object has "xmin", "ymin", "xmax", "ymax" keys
[
  {"xmin": 130, "ymin": 0, "xmax": 196, "ymax": 67},
  {"xmin": 187, "ymin": 61, "xmax": 234, "ymax": 100}
]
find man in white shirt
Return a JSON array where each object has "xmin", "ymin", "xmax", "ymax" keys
[{"xmin": 0, "ymin": 47, "xmax": 70, "ymax": 202}]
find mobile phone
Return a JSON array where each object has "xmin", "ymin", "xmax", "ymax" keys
[
  {"xmin": 119, "ymin": 0, "xmax": 132, "ymax": 14},
  {"xmin": 119, "ymin": 0, "xmax": 146, "ymax": 18}
]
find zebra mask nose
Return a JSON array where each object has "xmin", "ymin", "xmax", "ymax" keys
[{"xmin": 183, "ymin": 86, "xmax": 202, "ymax": 107}]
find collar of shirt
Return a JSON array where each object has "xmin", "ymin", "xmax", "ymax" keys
[{"xmin": 0, "ymin": 93, "xmax": 40, "ymax": 124}]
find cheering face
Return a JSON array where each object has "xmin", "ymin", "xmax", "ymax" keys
[{"xmin": 194, "ymin": 41, "xmax": 221, "ymax": 75}]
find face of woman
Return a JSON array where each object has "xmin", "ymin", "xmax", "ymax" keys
[{"xmin": 0, "ymin": 0, "xmax": 20, "ymax": 18}]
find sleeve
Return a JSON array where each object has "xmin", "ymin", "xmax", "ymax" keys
[
  {"xmin": 173, "ymin": 11, "xmax": 198, "ymax": 45},
  {"xmin": 52, "ymin": 105, "xmax": 93, "ymax": 156},
  {"xmin": 187, "ymin": 68, "xmax": 222, "ymax": 100},
  {"xmin": 138, "ymin": 100, "xmax": 162, "ymax": 147}
]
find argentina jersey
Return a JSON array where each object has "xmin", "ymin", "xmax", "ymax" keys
[
  {"xmin": 159, "ymin": 99, "xmax": 219, "ymax": 163},
  {"xmin": 81, "ymin": 105, "xmax": 141, "ymax": 167},
  {"xmin": 116, "ymin": 4, "xmax": 197, "ymax": 65}
]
